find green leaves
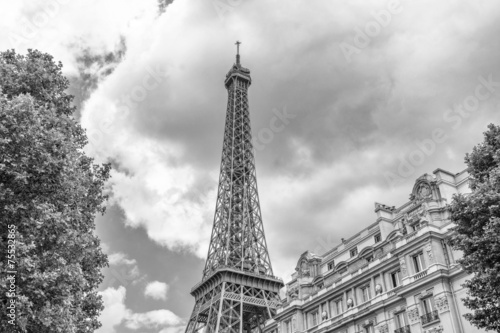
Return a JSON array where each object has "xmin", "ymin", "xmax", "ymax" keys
[
  {"xmin": 0, "ymin": 50, "xmax": 110, "ymax": 332},
  {"xmin": 450, "ymin": 124, "xmax": 500, "ymax": 332}
]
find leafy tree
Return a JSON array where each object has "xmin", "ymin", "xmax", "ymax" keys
[
  {"xmin": 0, "ymin": 49, "xmax": 110, "ymax": 332},
  {"xmin": 450, "ymin": 123, "xmax": 500, "ymax": 332}
]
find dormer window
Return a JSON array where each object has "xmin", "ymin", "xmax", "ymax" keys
[
  {"xmin": 350, "ymin": 247, "xmax": 358, "ymax": 258},
  {"xmin": 327, "ymin": 261, "xmax": 335, "ymax": 270},
  {"xmin": 374, "ymin": 234, "xmax": 381, "ymax": 243}
]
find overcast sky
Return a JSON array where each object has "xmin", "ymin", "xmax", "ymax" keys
[{"xmin": 2, "ymin": 1, "xmax": 500, "ymax": 332}]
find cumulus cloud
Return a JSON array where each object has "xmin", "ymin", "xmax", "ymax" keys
[
  {"xmin": 126, "ymin": 309, "xmax": 181, "ymax": 330},
  {"xmin": 97, "ymin": 286, "xmax": 183, "ymax": 333},
  {"xmin": 97, "ymin": 287, "xmax": 128, "ymax": 333},
  {"xmin": 102, "ymin": 252, "xmax": 144, "ymax": 289},
  {"xmin": 2, "ymin": 0, "xmax": 500, "ymax": 284},
  {"xmin": 108, "ymin": 252, "xmax": 137, "ymax": 266},
  {"xmin": 78, "ymin": 0, "xmax": 500, "ymax": 279},
  {"xmin": 159, "ymin": 327, "xmax": 186, "ymax": 333},
  {"xmin": 144, "ymin": 281, "xmax": 169, "ymax": 301},
  {"xmin": 0, "ymin": 0, "xmax": 157, "ymax": 75}
]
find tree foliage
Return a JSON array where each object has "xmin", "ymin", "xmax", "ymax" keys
[
  {"xmin": 0, "ymin": 49, "xmax": 110, "ymax": 332},
  {"xmin": 450, "ymin": 123, "xmax": 500, "ymax": 332}
]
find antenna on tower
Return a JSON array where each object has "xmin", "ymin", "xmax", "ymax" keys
[{"xmin": 235, "ymin": 40, "xmax": 241, "ymax": 65}]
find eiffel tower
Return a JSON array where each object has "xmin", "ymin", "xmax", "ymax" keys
[{"xmin": 185, "ymin": 42, "xmax": 283, "ymax": 333}]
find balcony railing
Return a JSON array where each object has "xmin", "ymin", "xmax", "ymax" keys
[
  {"xmin": 387, "ymin": 286, "xmax": 401, "ymax": 297},
  {"xmin": 421, "ymin": 310, "xmax": 439, "ymax": 325},
  {"xmin": 394, "ymin": 325, "xmax": 410, "ymax": 333},
  {"xmin": 412, "ymin": 269, "xmax": 428, "ymax": 281},
  {"xmin": 405, "ymin": 230, "xmax": 418, "ymax": 241}
]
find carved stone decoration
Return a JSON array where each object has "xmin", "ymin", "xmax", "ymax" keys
[
  {"xmin": 375, "ymin": 284, "xmax": 383, "ymax": 295},
  {"xmin": 399, "ymin": 256, "xmax": 408, "ymax": 277},
  {"xmin": 435, "ymin": 296, "xmax": 450, "ymax": 313},
  {"xmin": 392, "ymin": 305, "xmax": 405, "ymax": 315},
  {"xmin": 363, "ymin": 317, "xmax": 376, "ymax": 327},
  {"xmin": 426, "ymin": 242, "xmax": 436, "ymax": 264},
  {"xmin": 346, "ymin": 298, "xmax": 354, "ymax": 309},
  {"xmin": 419, "ymin": 289, "xmax": 433, "ymax": 299},
  {"xmin": 407, "ymin": 307, "xmax": 420, "ymax": 324},
  {"xmin": 376, "ymin": 323, "xmax": 389, "ymax": 333},
  {"xmin": 418, "ymin": 183, "xmax": 432, "ymax": 199},
  {"xmin": 375, "ymin": 202, "xmax": 396, "ymax": 211},
  {"xmin": 423, "ymin": 325, "xmax": 444, "ymax": 333},
  {"xmin": 322, "ymin": 311, "xmax": 328, "ymax": 321},
  {"xmin": 410, "ymin": 175, "xmax": 437, "ymax": 204},
  {"xmin": 419, "ymin": 204, "xmax": 428, "ymax": 216},
  {"xmin": 300, "ymin": 260, "xmax": 310, "ymax": 277}
]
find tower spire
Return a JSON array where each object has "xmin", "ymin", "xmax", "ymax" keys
[
  {"xmin": 235, "ymin": 40, "xmax": 241, "ymax": 65},
  {"xmin": 185, "ymin": 45, "xmax": 283, "ymax": 333}
]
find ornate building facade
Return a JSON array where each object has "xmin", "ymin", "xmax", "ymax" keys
[{"xmin": 264, "ymin": 168, "xmax": 485, "ymax": 333}]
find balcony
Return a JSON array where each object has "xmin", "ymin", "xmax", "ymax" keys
[
  {"xmin": 412, "ymin": 269, "xmax": 428, "ymax": 281},
  {"xmin": 387, "ymin": 286, "xmax": 402, "ymax": 297},
  {"xmin": 394, "ymin": 325, "xmax": 410, "ymax": 333},
  {"xmin": 421, "ymin": 310, "xmax": 439, "ymax": 325}
]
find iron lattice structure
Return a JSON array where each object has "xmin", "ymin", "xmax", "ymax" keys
[{"xmin": 186, "ymin": 44, "xmax": 283, "ymax": 333}]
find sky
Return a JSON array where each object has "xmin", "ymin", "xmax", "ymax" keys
[{"xmin": 1, "ymin": 0, "xmax": 500, "ymax": 332}]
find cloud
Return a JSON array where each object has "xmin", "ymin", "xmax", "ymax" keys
[
  {"xmin": 144, "ymin": 281, "xmax": 169, "ymax": 301},
  {"xmin": 159, "ymin": 327, "xmax": 186, "ymax": 333},
  {"xmin": 75, "ymin": 0, "xmax": 500, "ymax": 280},
  {"xmin": 97, "ymin": 287, "xmax": 128, "ymax": 333},
  {"xmin": 0, "ymin": 0, "xmax": 157, "ymax": 75},
  {"xmin": 126, "ymin": 309, "xmax": 181, "ymax": 330},
  {"xmin": 108, "ymin": 252, "xmax": 137, "ymax": 266},
  {"xmin": 97, "ymin": 286, "xmax": 183, "ymax": 333},
  {"xmin": 102, "ymin": 252, "xmax": 144, "ymax": 289},
  {"xmin": 3, "ymin": 0, "xmax": 500, "ymax": 291}
]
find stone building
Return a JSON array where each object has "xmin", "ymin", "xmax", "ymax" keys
[{"xmin": 264, "ymin": 168, "xmax": 485, "ymax": 333}]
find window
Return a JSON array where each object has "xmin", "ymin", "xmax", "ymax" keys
[
  {"xmin": 390, "ymin": 270, "xmax": 401, "ymax": 288},
  {"xmin": 395, "ymin": 312, "xmax": 407, "ymax": 328},
  {"xmin": 374, "ymin": 234, "xmax": 381, "ymax": 243},
  {"xmin": 412, "ymin": 252, "xmax": 425, "ymax": 273},
  {"xmin": 311, "ymin": 311, "xmax": 319, "ymax": 327},
  {"xmin": 350, "ymin": 247, "xmax": 358, "ymax": 257},
  {"xmin": 284, "ymin": 320, "xmax": 292, "ymax": 333},
  {"xmin": 335, "ymin": 299, "xmax": 343, "ymax": 315},
  {"xmin": 361, "ymin": 286, "xmax": 371, "ymax": 302},
  {"xmin": 365, "ymin": 255, "xmax": 373, "ymax": 263},
  {"xmin": 420, "ymin": 297, "xmax": 439, "ymax": 324},
  {"xmin": 327, "ymin": 261, "xmax": 335, "ymax": 270},
  {"xmin": 330, "ymin": 299, "xmax": 341, "ymax": 315},
  {"xmin": 364, "ymin": 324, "xmax": 375, "ymax": 333},
  {"xmin": 421, "ymin": 297, "xmax": 435, "ymax": 314}
]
